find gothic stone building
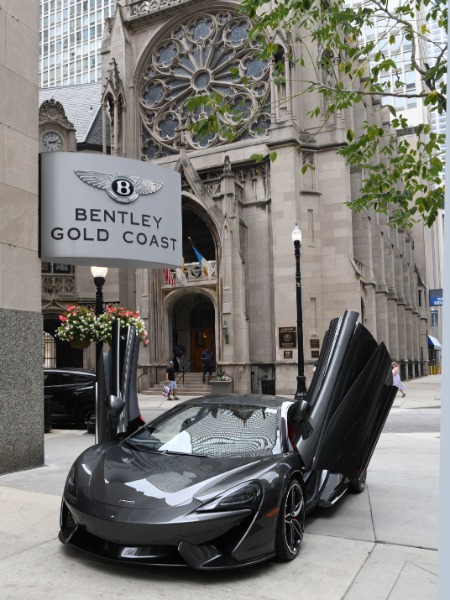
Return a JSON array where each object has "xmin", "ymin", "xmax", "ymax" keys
[{"xmin": 41, "ymin": 0, "xmax": 442, "ymax": 394}]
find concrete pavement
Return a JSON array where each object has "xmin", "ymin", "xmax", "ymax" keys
[{"xmin": 0, "ymin": 375, "xmax": 441, "ymax": 599}]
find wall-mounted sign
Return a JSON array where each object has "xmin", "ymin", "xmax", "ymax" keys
[
  {"xmin": 310, "ymin": 338, "xmax": 320, "ymax": 348},
  {"xmin": 40, "ymin": 152, "xmax": 182, "ymax": 268},
  {"xmin": 311, "ymin": 350, "xmax": 320, "ymax": 358},
  {"xmin": 279, "ymin": 327, "xmax": 297, "ymax": 348},
  {"xmin": 429, "ymin": 289, "xmax": 443, "ymax": 306},
  {"xmin": 284, "ymin": 351, "xmax": 293, "ymax": 359},
  {"xmin": 430, "ymin": 309, "xmax": 438, "ymax": 328}
]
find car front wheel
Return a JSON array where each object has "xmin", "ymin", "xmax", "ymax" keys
[{"xmin": 275, "ymin": 479, "xmax": 305, "ymax": 561}]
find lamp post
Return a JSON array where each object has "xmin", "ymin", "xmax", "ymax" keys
[
  {"xmin": 292, "ymin": 224, "xmax": 307, "ymax": 401},
  {"xmin": 91, "ymin": 266, "xmax": 108, "ymax": 361},
  {"xmin": 91, "ymin": 266, "xmax": 108, "ymax": 441}
]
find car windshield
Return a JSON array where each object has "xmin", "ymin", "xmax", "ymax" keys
[{"xmin": 126, "ymin": 403, "xmax": 282, "ymax": 458}]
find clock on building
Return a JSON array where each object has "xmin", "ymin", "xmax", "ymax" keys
[{"xmin": 42, "ymin": 130, "xmax": 64, "ymax": 152}]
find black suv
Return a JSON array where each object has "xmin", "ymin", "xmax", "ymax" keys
[{"xmin": 44, "ymin": 368, "xmax": 95, "ymax": 428}]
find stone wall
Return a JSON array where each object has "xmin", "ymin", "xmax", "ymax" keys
[
  {"xmin": 0, "ymin": 309, "xmax": 44, "ymax": 474},
  {"xmin": 0, "ymin": 1, "xmax": 43, "ymax": 473}
]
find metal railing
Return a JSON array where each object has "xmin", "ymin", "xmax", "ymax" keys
[{"xmin": 162, "ymin": 261, "xmax": 217, "ymax": 288}]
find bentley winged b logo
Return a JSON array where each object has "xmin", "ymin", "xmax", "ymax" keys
[{"xmin": 74, "ymin": 170, "xmax": 163, "ymax": 204}]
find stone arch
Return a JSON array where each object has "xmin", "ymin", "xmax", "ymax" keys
[
  {"xmin": 161, "ymin": 286, "xmax": 219, "ymax": 370},
  {"xmin": 181, "ymin": 191, "xmax": 221, "ymax": 256},
  {"xmin": 157, "ymin": 187, "xmax": 223, "ymax": 368}
]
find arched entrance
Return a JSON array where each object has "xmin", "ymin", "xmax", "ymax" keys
[{"xmin": 171, "ymin": 293, "xmax": 215, "ymax": 373}]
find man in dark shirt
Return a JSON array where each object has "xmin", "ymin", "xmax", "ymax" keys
[
  {"xmin": 201, "ymin": 347, "xmax": 214, "ymax": 384},
  {"xmin": 165, "ymin": 361, "xmax": 179, "ymax": 400},
  {"xmin": 173, "ymin": 340, "xmax": 185, "ymax": 372}
]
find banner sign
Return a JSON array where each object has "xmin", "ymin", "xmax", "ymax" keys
[
  {"xmin": 429, "ymin": 289, "xmax": 443, "ymax": 306},
  {"xmin": 40, "ymin": 153, "xmax": 182, "ymax": 268}
]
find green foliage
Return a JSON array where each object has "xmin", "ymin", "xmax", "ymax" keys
[{"xmin": 236, "ymin": 0, "xmax": 448, "ymax": 228}]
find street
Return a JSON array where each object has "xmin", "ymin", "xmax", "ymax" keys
[
  {"xmin": 0, "ymin": 376, "xmax": 440, "ymax": 599},
  {"xmin": 383, "ymin": 408, "xmax": 440, "ymax": 433}
]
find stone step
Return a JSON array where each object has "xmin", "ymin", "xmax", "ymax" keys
[
  {"xmin": 142, "ymin": 386, "xmax": 210, "ymax": 396},
  {"xmin": 141, "ymin": 373, "xmax": 211, "ymax": 396}
]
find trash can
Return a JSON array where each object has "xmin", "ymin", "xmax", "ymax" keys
[
  {"xmin": 261, "ymin": 378, "xmax": 276, "ymax": 395},
  {"xmin": 44, "ymin": 395, "xmax": 52, "ymax": 433}
]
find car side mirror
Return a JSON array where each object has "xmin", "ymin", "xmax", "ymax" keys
[{"xmin": 105, "ymin": 394, "xmax": 125, "ymax": 417}]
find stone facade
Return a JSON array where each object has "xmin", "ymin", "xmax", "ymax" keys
[
  {"xmin": 0, "ymin": 1, "xmax": 43, "ymax": 473},
  {"xmin": 38, "ymin": 0, "xmax": 443, "ymax": 394},
  {"xmin": 92, "ymin": 0, "xmax": 442, "ymax": 393}
]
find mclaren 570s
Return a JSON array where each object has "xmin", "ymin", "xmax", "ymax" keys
[{"xmin": 59, "ymin": 310, "xmax": 397, "ymax": 570}]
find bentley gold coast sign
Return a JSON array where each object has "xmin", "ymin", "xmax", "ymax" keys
[{"xmin": 40, "ymin": 153, "xmax": 182, "ymax": 268}]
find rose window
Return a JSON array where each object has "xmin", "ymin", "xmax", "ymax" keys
[{"xmin": 139, "ymin": 11, "xmax": 271, "ymax": 160}]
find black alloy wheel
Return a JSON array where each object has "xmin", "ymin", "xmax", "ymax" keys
[{"xmin": 275, "ymin": 479, "xmax": 305, "ymax": 561}]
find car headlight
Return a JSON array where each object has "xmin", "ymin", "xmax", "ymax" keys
[
  {"xmin": 197, "ymin": 482, "xmax": 262, "ymax": 512},
  {"xmin": 65, "ymin": 465, "xmax": 77, "ymax": 497}
]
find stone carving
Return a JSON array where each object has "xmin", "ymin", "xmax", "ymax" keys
[
  {"xmin": 42, "ymin": 275, "xmax": 76, "ymax": 299},
  {"xmin": 39, "ymin": 98, "xmax": 74, "ymax": 129},
  {"xmin": 129, "ymin": 0, "xmax": 190, "ymax": 17},
  {"xmin": 162, "ymin": 260, "xmax": 216, "ymax": 286},
  {"xmin": 302, "ymin": 151, "xmax": 314, "ymax": 167},
  {"xmin": 139, "ymin": 10, "xmax": 271, "ymax": 159}
]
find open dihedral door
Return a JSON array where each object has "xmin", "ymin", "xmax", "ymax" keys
[
  {"xmin": 292, "ymin": 311, "xmax": 397, "ymax": 481},
  {"xmin": 96, "ymin": 320, "xmax": 143, "ymax": 444}
]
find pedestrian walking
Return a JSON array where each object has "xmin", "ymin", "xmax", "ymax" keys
[
  {"xmin": 173, "ymin": 340, "xmax": 185, "ymax": 372},
  {"xmin": 201, "ymin": 347, "xmax": 214, "ymax": 384},
  {"xmin": 165, "ymin": 361, "xmax": 179, "ymax": 401},
  {"xmin": 171, "ymin": 355, "xmax": 180, "ymax": 374},
  {"xmin": 392, "ymin": 361, "xmax": 406, "ymax": 397}
]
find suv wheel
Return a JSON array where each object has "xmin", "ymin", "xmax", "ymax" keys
[{"xmin": 75, "ymin": 403, "xmax": 93, "ymax": 429}]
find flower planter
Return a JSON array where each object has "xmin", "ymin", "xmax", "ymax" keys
[
  {"xmin": 56, "ymin": 304, "xmax": 149, "ymax": 348},
  {"xmin": 210, "ymin": 380, "xmax": 234, "ymax": 394},
  {"xmin": 69, "ymin": 339, "xmax": 91, "ymax": 349}
]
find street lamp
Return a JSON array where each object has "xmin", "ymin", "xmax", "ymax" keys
[
  {"xmin": 292, "ymin": 224, "xmax": 307, "ymax": 401},
  {"xmin": 91, "ymin": 266, "xmax": 108, "ymax": 361}
]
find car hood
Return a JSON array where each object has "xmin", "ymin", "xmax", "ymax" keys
[{"xmin": 87, "ymin": 443, "xmax": 262, "ymax": 510}]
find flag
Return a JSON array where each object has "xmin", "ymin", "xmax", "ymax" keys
[
  {"xmin": 190, "ymin": 240, "xmax": 212, "ymax": 279},
  {"xmin": 163, "ymin": 268, "xmax": 175, "ymax": 286}
]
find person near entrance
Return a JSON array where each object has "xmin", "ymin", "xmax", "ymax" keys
[
  {"xmin": 201, "ymin": 347, "xmax": 214, "ymax": 384},
  {"xmin": 173, "ymin": 340, "xmax": 185, "ymax": 373},
  {"xmin": 165, "ymin": 361, "xmax": 179, "ymax": 401}
]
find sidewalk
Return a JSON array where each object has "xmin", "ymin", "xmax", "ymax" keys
[
  {"xmin": 392, "ymin": 373, "xmax": 441, "ymax": 409},
  {"xmin": 0, "ymin": 375, "xmax": 441, "ymax": 599}
]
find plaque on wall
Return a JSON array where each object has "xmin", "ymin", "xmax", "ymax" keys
[
  {"xmin": 311, "ymin": 350, "xmax": 320, "ymax": 358},
  {"xmin": 310, "ymin": 338, "xmax": 320, "ymax": 348},
  {"xmin": 279, "ymin": 327, "xmax": 297, "ymax": 348},
  {"xmin": 284, "ymin": 351, "xmax": 293, "ymax": 359}
]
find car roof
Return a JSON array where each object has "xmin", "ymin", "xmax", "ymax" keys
[{"xmin": 44, "ymin": 368, "xmax": 95, "ymax": 376}]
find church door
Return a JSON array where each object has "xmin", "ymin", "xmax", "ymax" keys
[{"xmin": 190, "ymin": 329, "xmax": 215, "ymax": 372}]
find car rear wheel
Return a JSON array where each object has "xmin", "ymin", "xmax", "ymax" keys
[
  {"xmin": 74, "ymin": 403, "xmax": 93, "ymax": 429},
  {"xmin": 275, "ymin": 479, "xmax": 305, "ymax": 561}
]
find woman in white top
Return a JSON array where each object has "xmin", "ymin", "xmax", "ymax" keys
[{"xmin": 391, "ymin": 361, "xmax": 406, "ymax": 397}]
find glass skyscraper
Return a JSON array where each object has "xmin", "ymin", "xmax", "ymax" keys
[{"xmin": 39, "ymin": 0, "xmax": 115, "ymax": 88}]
